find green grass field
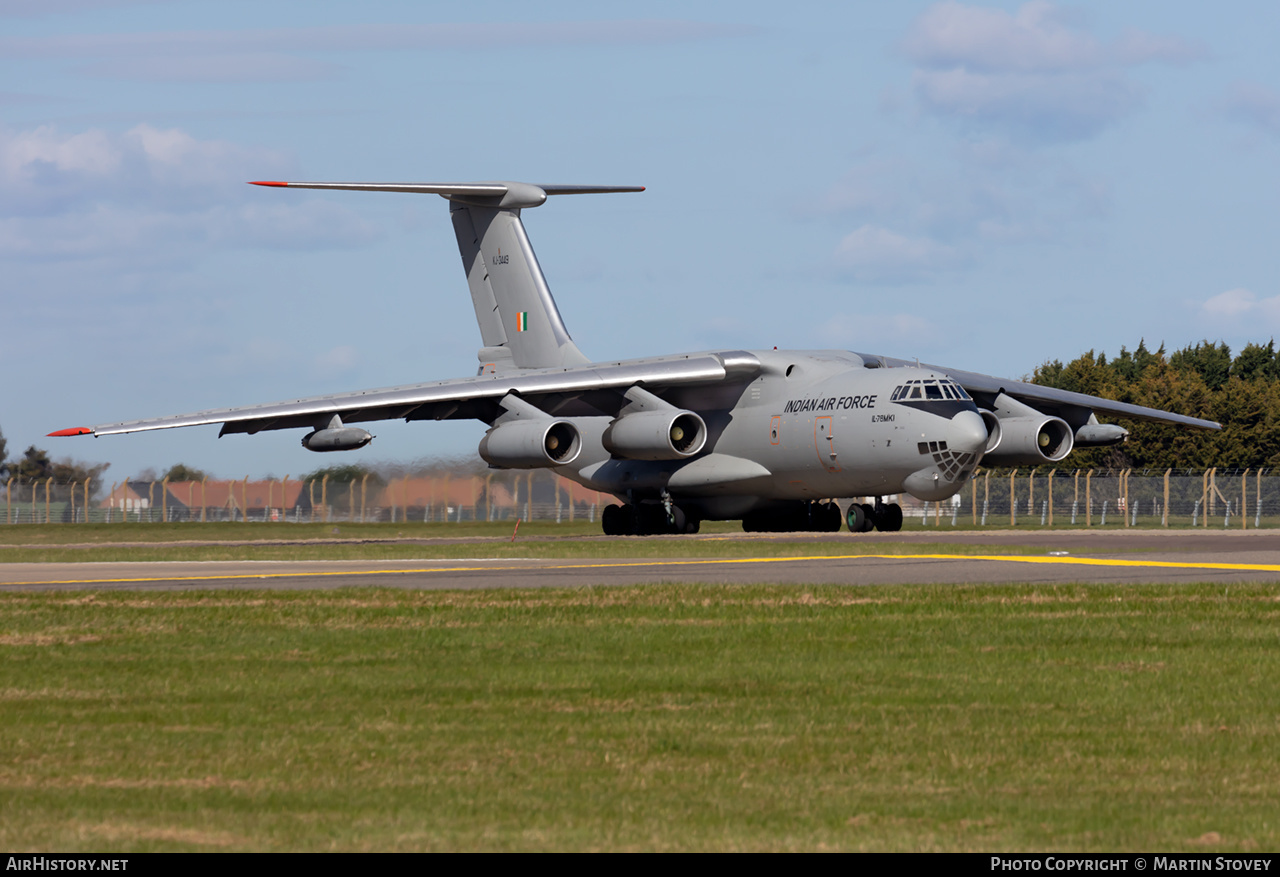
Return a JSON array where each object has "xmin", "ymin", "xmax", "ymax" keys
[{"xmin": 3, "ymin": 583, "xmax": 1278, "ymax": 851}]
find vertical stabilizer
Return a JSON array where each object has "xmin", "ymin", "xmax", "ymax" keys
[
  {"xmin": 247, "ymin": 180, "xmax": 643, "ymax": 370},
  {"xmin": 451, "ymin": 203, "xmax": 588, "ymax": 370}
]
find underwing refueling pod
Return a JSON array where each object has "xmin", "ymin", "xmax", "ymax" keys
[{"xmin": 52, "ymin": 178, "xmax": 1220, "ymax": 535}]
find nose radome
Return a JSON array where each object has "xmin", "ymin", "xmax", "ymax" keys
[{"xmin": 950, "ymin": 410, "xmax": 988, "ymax": 456}]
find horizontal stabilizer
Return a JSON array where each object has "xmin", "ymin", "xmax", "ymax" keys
[{"xmin": 249, "ymin": 180, "xmax": 644, "ymax": 209}]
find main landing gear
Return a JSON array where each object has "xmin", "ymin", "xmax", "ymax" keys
[
  {"xmin": 601, "ymin": 503, "xmax": 701, "ymax": 536},
  {"xmin": 846, "ymin": 500, "xmax": 903, "ymax": 533},
  {"xmin": 741, "ymin": 501, "xmax": 843, "ymax": 533}
]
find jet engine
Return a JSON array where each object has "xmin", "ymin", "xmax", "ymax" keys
[
  {"xmin": 301, "ymin": 427, "xmax": 373, "ymax": 452},
  {"xmin": 602, "ymin": 409, "xmax": 707, "ymax": 461},
  {"xmin": 979, "ymin": 416, "xmax": 1073, "ymax": 465},
  {"xmin": 479, "ymin": 419, "xmax": 581, "ymax": 469}
]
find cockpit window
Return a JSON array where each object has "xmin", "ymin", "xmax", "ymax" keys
[{"xmin": 892, "ymin": 378, "xmax": 973, "ymax": 404}]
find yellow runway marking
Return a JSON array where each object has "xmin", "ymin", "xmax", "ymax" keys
[{"xmin": 4, "ymin": 552, "xmax": 1280, "ymax": 588}]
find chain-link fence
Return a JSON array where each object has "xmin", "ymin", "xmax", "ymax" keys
[
  {"xmin": 0, "ymin": 471, "xmax": 609, "ymax": 525},
  {"xmin": 909, "ymin": 467, "xmax": 1278, "ymax": 529},
  {"xmin": 3, "ymin": 468, "xmax": 1277, "ymax": 528}
]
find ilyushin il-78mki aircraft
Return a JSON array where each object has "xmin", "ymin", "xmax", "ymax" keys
[{"xmin": 52, "ymin": 180, "xmax": 1220, "ymax": 535}]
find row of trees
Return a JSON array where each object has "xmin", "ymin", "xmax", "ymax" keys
[{"xmin": 1032, "ymin": 340, "xmax": 1280, "ymax": 470}]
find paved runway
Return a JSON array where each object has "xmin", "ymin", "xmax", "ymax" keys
[{"xmin": 3, "ymin": 530, "xmax": 1280, "ymax": 591}]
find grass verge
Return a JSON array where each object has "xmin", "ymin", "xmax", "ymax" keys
[{"xmin": 3, "ymin": 583, "xmax": 1277, "ymax": 851}]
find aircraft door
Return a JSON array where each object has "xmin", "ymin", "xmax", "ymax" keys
[{"xmin": 814, "ymin": 416, "xmax": 840, "ymax": 473}]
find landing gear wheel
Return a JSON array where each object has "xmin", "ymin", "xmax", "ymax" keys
[
  {"xmin": 822, "ymin": 502, "xmax": 843, "ymax": 532},
  {"xmin": 847, "ymin": 504, "xmax": 867, "ymax": 533},
  {"xmin": 602, "ymin": 504, "xmax": 623, "ymax": 536},
  {"xmin": 857, "ymin": 503, "xmax": 876, "ymax": 533},
  {"xmin": 875, "ymin": 503, "xmax": 904, "ymax": 533}
]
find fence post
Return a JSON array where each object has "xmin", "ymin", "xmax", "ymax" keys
[
  {"xmin": 1258, "ymin": 469, "xmax": 1265, "ymax": 530},
  {"xmin": 5, "ymin": 477, "xmax": 11, "ymax": 524},
  {"xmin": 1028, "ymin": 468, "xmax": 1037, "ymax": 521},
  {"xmin": 1122, "ymin": 469, "xmax": 1130, "ymax": 528},
  {"xmin": 201, "ymin": 478, "xmax": 208, "ymax": 523},
  {"xmin": 361, "ymin": 473, "xmax": 369, "ymax": 523},
  {"xmin": 1048, "ymin": 470, "xmax": 1054, "ymax": 527},
  {"xmin": 1086, "ymin": 470, "xmax": 1093, "ymax": 527},
  {"xmin": 44, "ymin": 477, "xmax": 52, "ymax": 524},
  {"xmin": 983, "ymin": 471, "xmax": 990, "ymax": 526},
  {"xmin": 1009, "ymin": 469, "xmax": 1018, "ymax": 526},
  {"xmin": 1201, "ymin": 470, "xmax": 1210, "ymax": 529},
  {"xmin": 282, "ymin": 476, "xmax": 290, "ymax": 523},
  {"xmin": 1242, "ymin": 469, "xmax": 1250, "ymax": 531},
  {"xmin": 1163, "ymin": 469, "xmax": 1170, "ymax": 527},
  {"xmin": 971, "ymin": 476, "xmax": 977, "ymax": 525}
]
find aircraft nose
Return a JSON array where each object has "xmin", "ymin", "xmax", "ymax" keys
[{"xmin": 949, "ymin": 409, "xmax": 988, "ymax": 456}]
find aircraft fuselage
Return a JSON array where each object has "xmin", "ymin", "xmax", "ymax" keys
[{"xmin": 556, "ymin": 349, "xmax": 988, "ymax": 522}]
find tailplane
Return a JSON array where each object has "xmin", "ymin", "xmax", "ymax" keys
[{"xmin": 250, "ymin": 180, "xmax": 643, "ymax": 370}]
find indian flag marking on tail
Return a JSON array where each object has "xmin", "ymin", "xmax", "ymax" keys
[{"xmin": 516, "ymin": 312, "xmax": 529, "ymax": 332}]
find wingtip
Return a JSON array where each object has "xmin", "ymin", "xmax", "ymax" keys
[
  {"xmin": 249, "ymin": 180, "xmax": 289, "ymax": 187},
  {"xmin": 48, "ymin": 427, "xmax": 92, "ymax": 437}
]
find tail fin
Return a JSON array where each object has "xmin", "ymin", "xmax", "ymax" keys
[{"xmin": 250, "ymin": 180, "xmax": 643, "ymax": 369}]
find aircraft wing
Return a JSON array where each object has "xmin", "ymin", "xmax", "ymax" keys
[
  {"xmin": 863, "ymin": 354, "xmax": 1221, "ymax": 431},
  {"xmin": 50, "ymin": 351, "xmax": 763, "ymax": 439}
]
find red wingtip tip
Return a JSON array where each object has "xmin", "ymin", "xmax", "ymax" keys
[
  {"xmin": 249, "ymin": 180, "xmax": 289, "ymax": 187},
  {"xmin": 48, "ymin": 427, "xmax": 92, "ymax": 437}
]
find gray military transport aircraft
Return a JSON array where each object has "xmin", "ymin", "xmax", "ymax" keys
[{"xmin": 52, "ymin": 180, "xmax": 1220, "ymax": 535}]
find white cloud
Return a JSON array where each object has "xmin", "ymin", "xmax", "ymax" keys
[
  {"xmin": 817, "ymin": 312, "xmax": 941, "ymax": 349},
  {"xmin": 904, "ymin": 1, "xmax": 1103, "ymax": 74},
  {"xmin": 835, "ymin": 224, "xmax": 966, "ymax": 282},
  {"xmin": 1219, "ymin": 82, "xmax": 1280, "ymax": 137},
  {"xmin": 0, "ymin": 20, "xmax": 754, "ymax": 82},
  {"xmin": 1200, "ymin": 288, "xmax": 1280, "ymax": 325},
  {"xmin": 79, "ymin": 54, "xmax": 343, "ymax": 84},
  {"xmin": 903, "ymin": 1, "xmax": 1203, "ymax": 141},
  {"xmin": 0, "ymin": 124, "xmax": 382, "ymax": 259},
  {"xmin": 912, "ymin": 67, "xmax": 1141, "ymax": 141},
  {"xmin": 313, "ymin": 345, "xmax": 360, "ymax": 377}
]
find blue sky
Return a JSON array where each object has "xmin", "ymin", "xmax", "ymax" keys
[{"xmin": 4, "ymin": 0, "xmax": 1280, "ymax": 480}]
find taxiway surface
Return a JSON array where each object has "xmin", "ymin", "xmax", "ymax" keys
[{"xmin": 3, "ymin": 530, "xmax": 1279, "ymax": 592}]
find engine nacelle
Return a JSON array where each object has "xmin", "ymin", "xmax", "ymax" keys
[
  {"xmin": 602, "ymin": 409, "xmax": 707, "ymax": 460},
  {"xmin": 979, "ymin": 409, "xmax": 1002, "ymax": 454},
  {"xmin": 479, "ymin": 419, "xmax": 581, "ymax": 469},
  {"xmin": 979, "ymin": 415, "xmax": 1073, "ymax": 465},
  {"xmin": 301, "ymin": 427, "xmax": 373, "ymax": 452}
]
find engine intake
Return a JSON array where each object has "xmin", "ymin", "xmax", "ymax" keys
[
  {"xmin": 479, "ymin": 419, "xmax": 581, "ymax": 469},
  {"xmin": 602, "ymin": 410, "xmax": 707, "ymax": 461},
  {"xmin": 980, "ymin": 415, "xmax": 1073, "ymax": 465}
]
